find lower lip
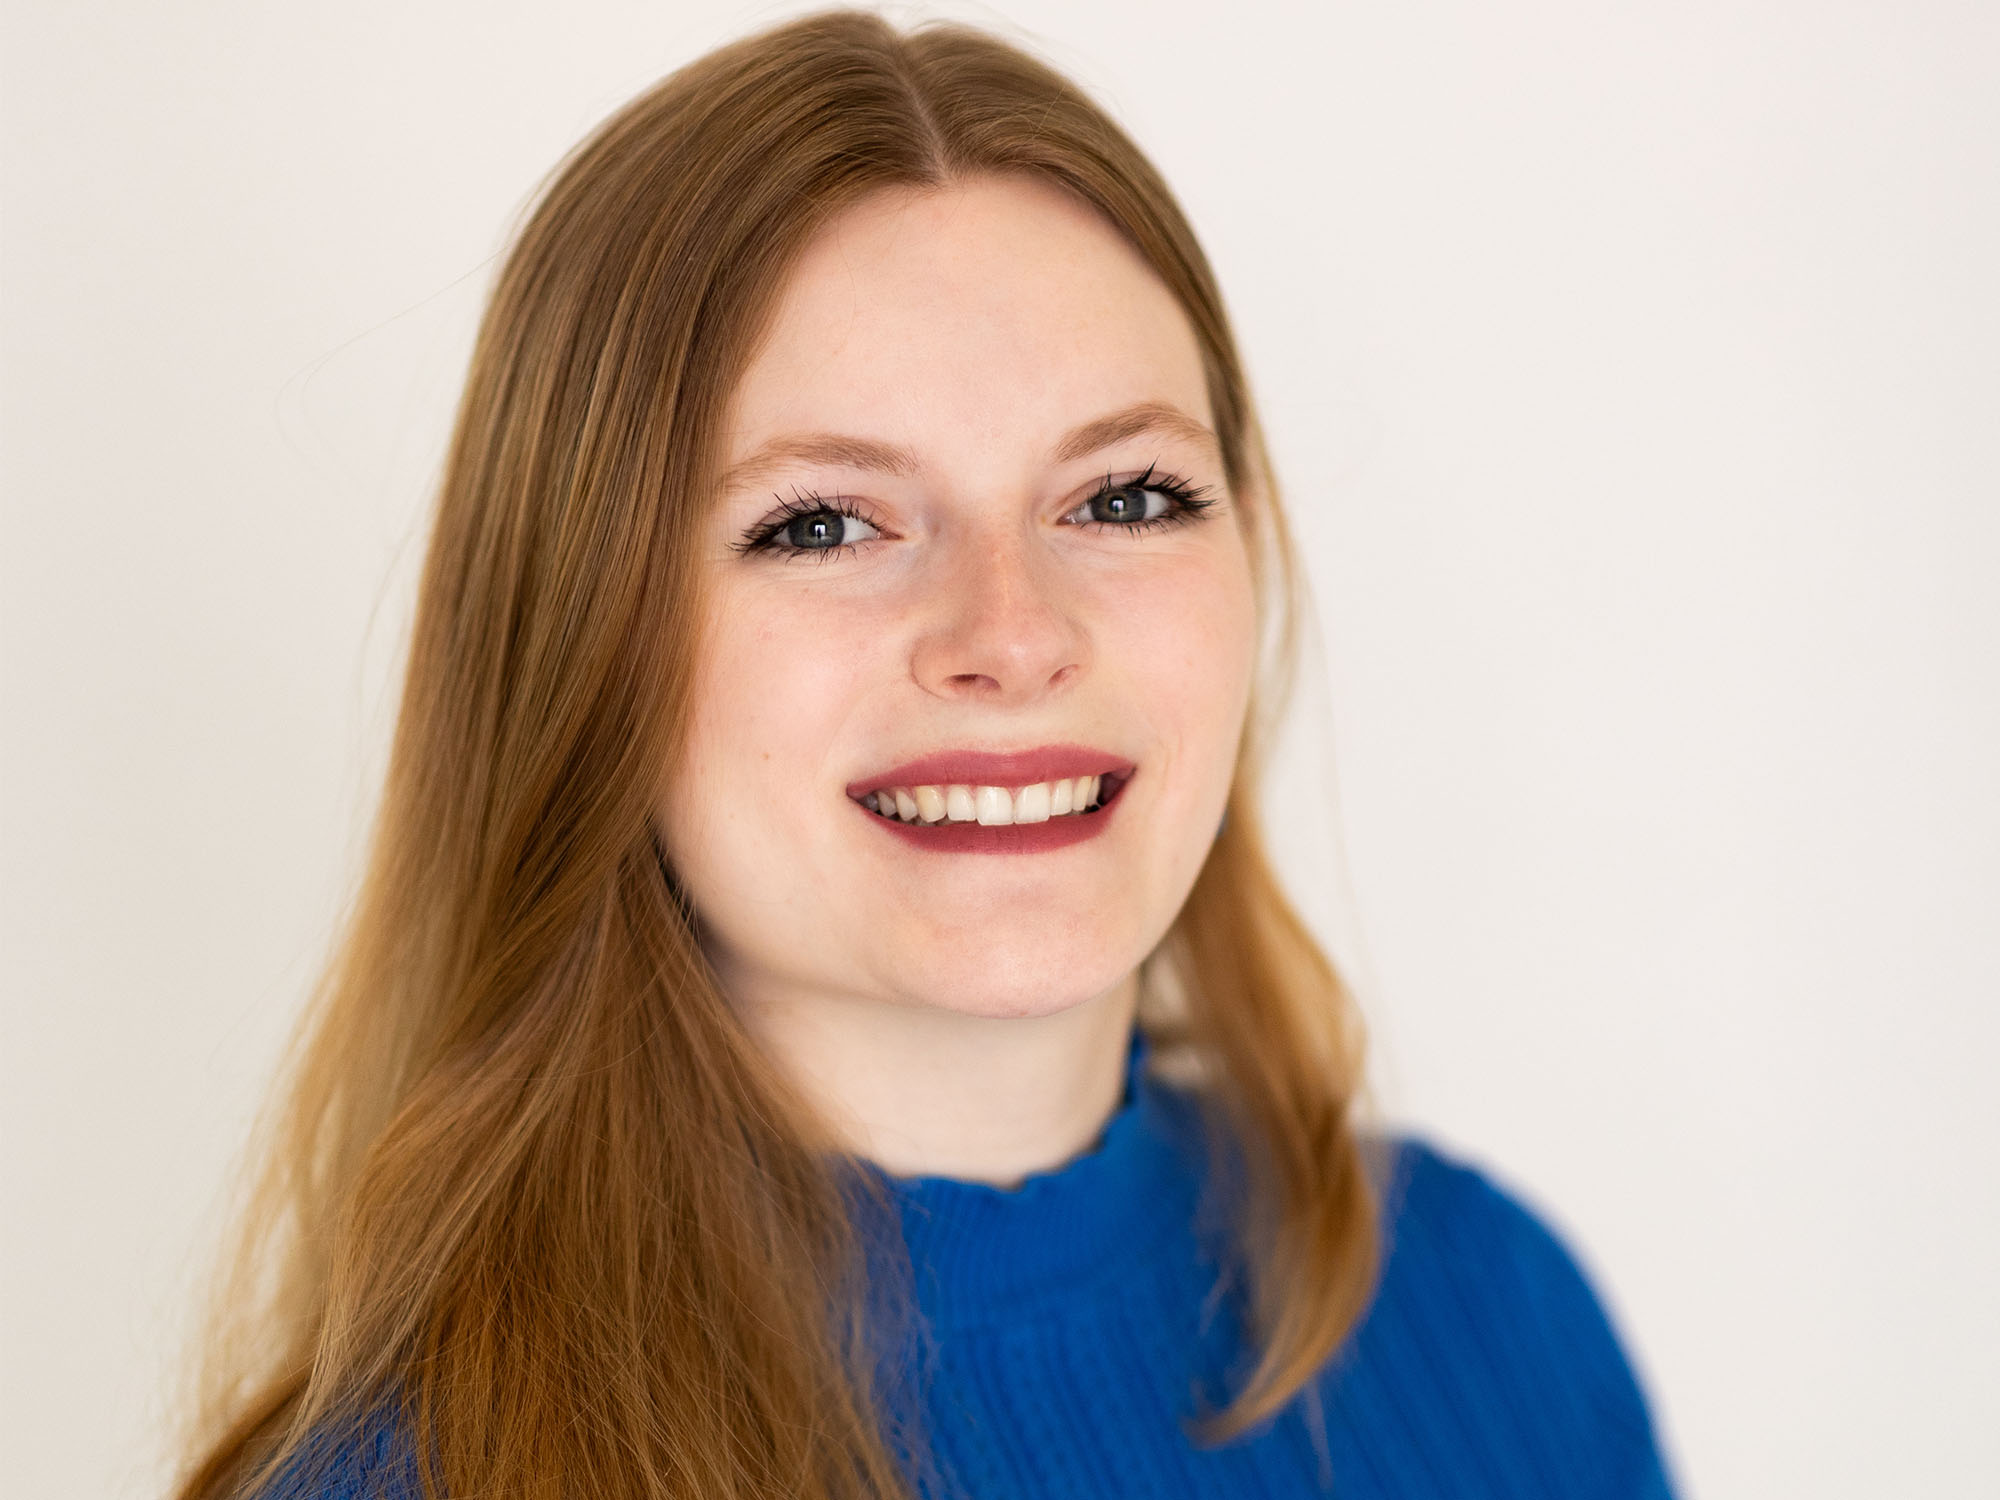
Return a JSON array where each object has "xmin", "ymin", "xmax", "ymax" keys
[{"xmin": 855, "ymin": 774, "xmax": 1129, "ymax": 854}]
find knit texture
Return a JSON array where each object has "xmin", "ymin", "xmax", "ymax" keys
[{"xmin": 250, "ymin": 1029, "xmax": 1681, "ymax": 1498}]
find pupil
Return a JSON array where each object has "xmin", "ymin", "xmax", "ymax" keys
[
  {"xmin": 1099, "ymin": 488, "xmax": 1141, "ymax": 522},
  {"xmin": 789, "ymin": 513, "xmax": 838, "ymax": 548}
]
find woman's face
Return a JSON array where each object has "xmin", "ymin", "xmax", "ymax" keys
[{"xmin": 658, "ymin": 174, "xmax": 1258, "ymax": 1027}]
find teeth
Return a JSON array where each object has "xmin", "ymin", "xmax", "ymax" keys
[
  {"xmin": 863, "ymin": 775, "xmax": 1111, "ymax": 825},
  {"xmin": 974, "ymin": 785, "xmax": 1012, "ymax": 825},
  {"xmin": 1015, "ymin": 782, "xmax": 1051, "ymax": 824}
]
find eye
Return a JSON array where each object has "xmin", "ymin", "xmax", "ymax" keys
[
  {"xmin": 731, "ymin": 492, "xmax": 885, "ymax": 564},
  {"xmin": 1064, "ymin": 463, "xmax": 1217, "ymax": 536}
]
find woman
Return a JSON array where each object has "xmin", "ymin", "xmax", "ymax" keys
[{"xmin": 176, "ymin": 9, "xmax": 1679, "ymax": 1498}]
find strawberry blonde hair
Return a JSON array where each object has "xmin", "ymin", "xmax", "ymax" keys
[{"xmin": 176, "ymin": 10, "xmax": 1378, "ymax": 1498}]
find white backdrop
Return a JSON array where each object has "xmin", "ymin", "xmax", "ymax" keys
[{"xmin": 5, "ymin": 2, "xmax": 1996, "ymax": 1496}]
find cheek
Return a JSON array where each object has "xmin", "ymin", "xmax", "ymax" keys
[
  {"xmin": 1107, "ymin": 542, "xmax": 1258, "ymax": 758},
  {"xmin": 666, "ymin": 592, "xmax": 873, "ymax": 852}
]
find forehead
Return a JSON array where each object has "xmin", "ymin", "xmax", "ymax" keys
[{"xmin": 721, "ymin": 175, "xmax": 1212, "ymax": 467}]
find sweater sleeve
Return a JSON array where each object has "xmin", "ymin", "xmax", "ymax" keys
[{"xmin": 1392, "ymin": 1135, "xmax": 1683, "ymax": 1500}]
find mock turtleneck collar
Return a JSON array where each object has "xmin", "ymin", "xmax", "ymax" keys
[{"xmin": 861, "ymin": 1026, "xmax": 1214, "ymax": 1331}]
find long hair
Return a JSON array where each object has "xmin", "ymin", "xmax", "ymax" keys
[{"xmin": 175, "ymin": 10, "xmax": 1379, "ymax": 1498}]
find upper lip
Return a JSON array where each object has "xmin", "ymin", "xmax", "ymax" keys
[{"xmin": 845, "ymin": 743, "xmax": 1136, "ymax": 800}]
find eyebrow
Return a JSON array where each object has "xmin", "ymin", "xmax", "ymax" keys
[{"xmin": 714, "ymin": 400, "xmax": 1219, "ymax": 498}]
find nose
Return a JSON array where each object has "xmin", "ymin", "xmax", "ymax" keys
[{"xmin": 911, "ymin": 522, "xmax": 1087, "ymax": 703}]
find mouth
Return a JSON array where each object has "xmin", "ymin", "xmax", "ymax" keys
[
  {"xmin": 846, "ymin": 751, "xmax": 1136, "ymax": 856},
  {"xmin": 855, "ymin": 768, "xmax": 1133, "ymax": 827},
  {"xmin": 845, "ymin": 744, "xmax": 1136, "ymax": 802}
]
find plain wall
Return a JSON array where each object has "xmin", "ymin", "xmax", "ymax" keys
[{"xmin": 4, "ymin": 2, "xmax": 1996, "ymax": 1496}]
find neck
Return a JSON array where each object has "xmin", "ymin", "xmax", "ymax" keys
[{"xmin": 735, "ymin": 970, "xmax": 1141, "ymax": 1187}]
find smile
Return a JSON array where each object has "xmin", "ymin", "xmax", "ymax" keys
[
  {"xmin": 851, "ymin": 770, "xmax": 1133, "ymax": 855},
  {"xmin": 860, "ymin": 775, "xmax": 1111, "ymax": 825}
]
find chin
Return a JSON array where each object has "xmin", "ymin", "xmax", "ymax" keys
[{"xmin": 893, "ymin": 945, "xmax": 1135, "ymax": 1021}]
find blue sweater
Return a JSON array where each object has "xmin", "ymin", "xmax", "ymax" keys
[{"xmin": 260, "ymin": 1031, "xmax": 1681, "ymax": 1498}]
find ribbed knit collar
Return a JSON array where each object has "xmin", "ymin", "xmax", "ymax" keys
[{"xmin": 862, "ymin": 1026, "xmax": 1213, "ymax": 1331}]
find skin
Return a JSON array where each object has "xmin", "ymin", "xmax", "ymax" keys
[{"xmin": 655, "ymin": 174, "xmax": 1259, "ymax": 1185}]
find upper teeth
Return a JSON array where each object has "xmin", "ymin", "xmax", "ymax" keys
[{"xmin": 862, "ymin": 776, "xmax": 1107, "ymax": 825}]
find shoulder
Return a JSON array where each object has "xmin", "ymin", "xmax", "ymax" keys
[
  {"xmin": 1367, "ymin": 1129, "xmax": 1650, "ymax": 1400},
  {"xmin": 1349, "ymin": 1129, "xmax": 1681, "ymax": 1496},
  {"xmin": 1376, "ymin": 1131, "xmax": 1625, "ymax": 1320}
]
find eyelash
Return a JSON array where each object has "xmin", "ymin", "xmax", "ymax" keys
[{"xmin": 731, "ymin": 463, "xmax": 1219, "ymax": 565}]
